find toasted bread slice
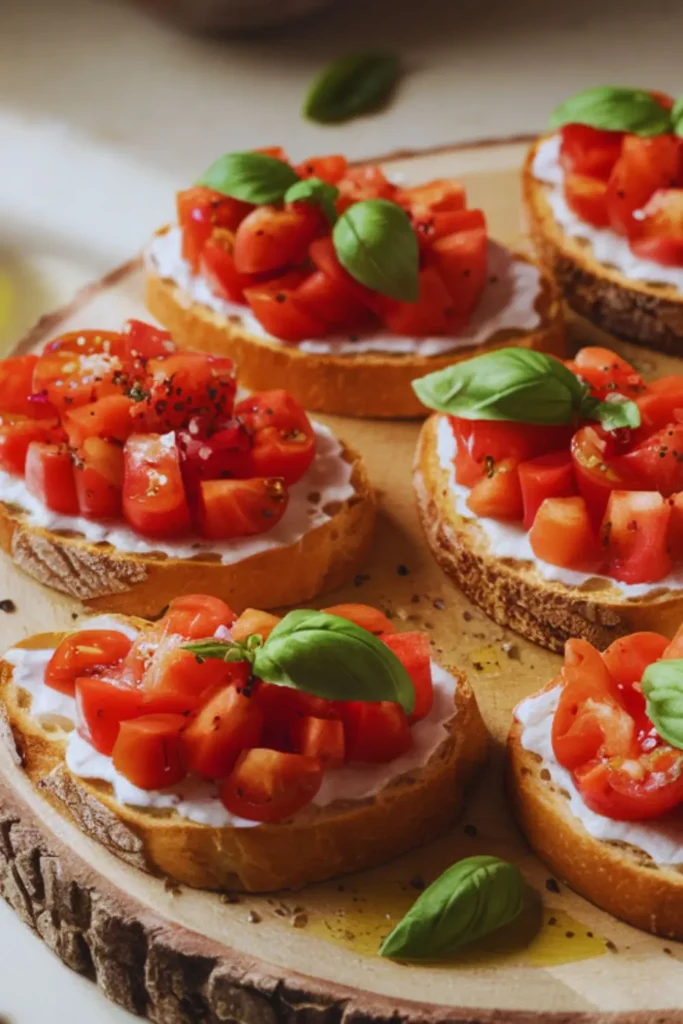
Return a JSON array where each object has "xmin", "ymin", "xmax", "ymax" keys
[
  {"xmin": 0, "ymin": 629, "xmax": 488, "ymax": 893},
  {"xmin": 524, "ymin": 137, "xmax": 683, "ymax": 354},
  {"xmin": 413, "ymin": 414, "xmax": 683, "ymax": 653},
  {"xmin": 0, "ymin": 442, "xmax": 375, "ymax": 619},
  {"xmin": 145, "ymin": 250, "xmax": 565, "ymax": 420},
  {"xmin": 508, "ymin": 716, "xmax": 683, "ymax": 939}
]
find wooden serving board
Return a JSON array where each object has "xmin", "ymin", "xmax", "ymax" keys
[{"xmin": 2, "ymin": 139, "xmax": 683, "ymax": 1023}]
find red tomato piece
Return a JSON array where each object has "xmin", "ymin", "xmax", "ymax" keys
[
  {"xmin": 575, "ymin": 748, "xmax": 683, "ymax": 821},
  {"xmin": 235, "ymin": 390, "xmax": 316, "ymax": 485},
  {"xmin": 231, "ymin": 608, "xmax": 281, "ymax": 642},
  {"xmin": 466, "ymin": 458, "xmax": 523, "ymax": 520},
  {"xmin": 450, "ymin": 417, "xmax": 567, "ymax": 487},
  {"xmin": 381, "ymin": 631, "xmax": 433, "ymax": 723},
  {"xmin": 396, "ymin": 179, "xmax": 466, "ymax": 216},
  {"xmin": 220, "ymin": 748, "xmax": 323, "ymax": 822},
  {"xmin": 122, "ymin": 433, "xmax": 192, "ymax": 538},
  {"xmin": 73, "ymin": 437, "xmax": 124, "ymax": 519},
  {"xmin": 571, "ymin": 346, "xmax": 644, "ymax": 399},
  {"xmin": 252, "ymin": 680, "xmax": 337, "ymax": 750},
  {"xmin": 295, "ymin": 154, "xmax": 347, "ymax": 184},
  {"xmin": 322, "ymin": 604, "xmax": 395, "ymax": 635},
  {"xmin": 294, "ymin": 270, "xmax": 371, "ymax": 331},
  {"xmin": 34, "ymin": 335, "xmax": 134, "ymax": 412},
  {"xmin": 0, "ymin": 416, "xmax": 61, "ymax": 475},
  {"xmin": 76, "ymin": 675, "xmax": 143, "ymax": 755},
  {"xmin": 602, "ymin": 633, "xmax": 670, "ymax": 687},
  {"xmin": 200, "ymin": 235, "xmax": 249, "ymax": 303},
  {"xmin": 142, "ymin": 637, "xmax": 241, "ymax": 715},
  {"xmin": 637, "ymin": 376, "xmax": 683, "ymax": 431},
  {"xmin": 290, "ymin": 716, "xmax": 345, "ymax": 768},
  {"xmin": 25, "ymin": 442, "xmax": 78, "ymax": 515},
  {"xmin": 413, "ymin": 209, "xmax": 486, "ymax": 246},
  {"xmin": 233, "ymin": 204, "xmax": 324, "ymax": 275},
  {"xmin": 664, "ymin": 622, "xmax": 683, "ymax": 659},
  {"xmin": 564, "ymin": 173, "xmax": 610, "ymax": 227},
  {"xmin": 309, "ymin": 237, "xmax": 383, "ymax": 313},
  {"xmin": 630, "ymin": 236, "xmax": 683, "ymax": 266},
  {"xmin": 244, "ymin": 276, "xmax": 328, "ymax": 342},
  {"xmin": 571, "ymin": 425, "xmax": 625, "ymax": 524},
  {"xmin": 613, "ymin": 423, "xmax": 683, "ymax": 496},
  {"xmin": 182, "ymin": 686, "xmax": 264, "ymax": 779},
  {"xmin": 426, "ymin": 228, "xmax": 488, "ymax": 321},
  {"xmin": 341, "ymin": 701, "xmax": 412, "ymax": 763},
  {"xmin": 46, "ymin": 630, "xmax": 132, "ymax": 697},
  {"xmin": 529, "ymin": 496, "xmax": 600, "ymax": 572},
  {"xmin": 176, "ymin": 186, "xmax": 252, "ymax": 271},
  {"xmin": 123, "ymin": 320, "xmax": 176, "ymax": 360},
  {"xmin": 668, "ymin": 493, "xmax": 683, "ymax": 561},
  {"xmin": 196, "ymin": 477, "xmax": 289, "ymax": 540},
  {"xmin": 518, "ymin": 451, "xmax": 577, "ymax": 530},
  {"xmin": 336, "ymin": 165, "xmax": 397, "ymax": 211},
  {"xmin": 177, "ymin": 418, "xmax": 253, "ymax": 494},
  {"xmin": 160, "ymin": 594, "xmax": 236, "ymax": 640},
  {"xmin": 382, "ymin": 266, "xmax": 464, "ymax": 336},
  {"xmin": 63, "ymin": 394, "xmax": 135, "ymax": 447},
  {"xmin": 112, "ymin": 714, "xmax": 187, "ymax": 790},
  {"xmin": 0, "ymin": 355, "xmax": 53, "ymax": 418},
  {"xmin": 601, "ymin": 490, "xmax": 672, "ymax": 584},
  {"xmin": 143, "ymin": 352, "xmax": 236, "ymax": 430},
  {"xmin": 559, "ymin": 124, "xmax": 623, "ymax": 181},
  {"xmin": 606, "ymin": 135, "xmax": 683, "ymax": 237},
  {"xmin": 631, "ymin": 188, "xmax": 683, "ymax": 266}
]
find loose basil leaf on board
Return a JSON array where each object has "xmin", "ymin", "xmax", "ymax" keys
[
  {"xmin": 672, "ymin": 95, "xmax": 683, "ymax": 137},
  {"xmin": 412, "ymin": 349, "xmax": 588, "ymax": 425},
  {"xmin": 253, "ymin": 610, "xmax": 415, "ymax": 714},
  {"xmin": 380, "ymin": 856, "xmax": 526, "ymax": 960},
  {"xmin": 303, "ymin": 52, "xmax": 401, "ymax": 124},
  {"xmin": 548, "ymin": 86, "xmax": 672, "ymax": 138},
  {"xmin": 285, "ymin": 177, "xmax": 339, "ymax": 224},
  {"xmin": 333, "ymin": 199, "xmax": 419, "ymax": 301},
  {"xmin": 642, "ymin": 659, "xmax": 683, "ymax": 749},
  {"xmin": 197, "ymin": 151, "xmax": 300, "ymax": 204}
]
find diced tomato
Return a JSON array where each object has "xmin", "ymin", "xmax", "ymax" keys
[
  {"xmin": 309, "ymin": 237, "xmax": 383, "ymax": 313},
  {"xmin": 396, "ymin": 179, "xmax": 466, "ymax": 216},
  {"xmin": 244, "ymin": 275, "xmax": 328, "ymax": 342},
  {"xmin": 122, "ymin": 433, "xmax": 192, "ymax": 538},
  {"xmin": 529, "ymin": 496, "xmax": 600, "ymax": 571},
  {"xmin": 140, "ymin": 633, "xmax": 239, "ymax": 714},
  {"xmin": 336, "ymin": 165, "xmax": 397, "ymax": 211},
  {"xmin": 559, "ymin": 124, "xmax": 623, "ymax": 181},
  {"xmin": 322, "ymin": 604, "xmax": 395, "ymax": 636},
  {"xmin": 630, "ymin": 236, "xmax": 683, "ymax": 266},
  {"xmin": 143, "ymin": 352, "xmax": 236, "ymax": 430},
  {"xmin": 45, "ymin": 630, "xmax": 132, "ymax": 697},
  {"xmin": 381, "ymin": 631, "xmax": 433, "ymax": 722},
  {"xmin": 177, "ymin": 418, "xmax": 253, "ymax": 494},
  {"xmin": 196, "ymin": 477, "xmax": 289, "ymax": 540},
  {"xmin": 668, "ymin": 493, "xmax": 683, "ymax": 561},
  {"xmin": 426, "ymin": 228, "xmax": 488, "ymax": 321},
  {"xmin": 176, "ymin": 186, "xmax": 252, "ymax": 271},
  {"xmin": 63, "ymin": 394, "xmax": 135, "ymax": 447},
  {"xmin": 637, "ymin": 376, "xmax": 683, "ymax": 431},
  {"xmin": 382, "ymin": 266, "xmax": 464, "ymax": 336},
  {"xmin": 450, "ymin": 418, "xmax": 568, "ymax": 487},
  {"xmin": 200, "ymin": 235, "xmax": 249, "ymax": 303},
  {"xmin": 42, "ymin": 329, "xmax": 130, "ymax": 359},
  {"xmin": 34, "ymin": 338, "xmax": 133, "ymax": 412},
  {"xmin": 160, "ymin": 594, "xmax": 236, "ymax": 640},
  {"xmin": 295, "ymin": 154, "xmax": 347, "ymax": 185},
  {"xmin": 73, "ymin": 437, "xmax": 124, "ymax": 519},
  {"xmin": 234, "ymin": 390, "xmax": 316, "ymax": 485},
  {"xmin": 25, "ymin": 442, "xmax": 78, "ymax": 515},
  {"xmin": 182, "ymin": 686, "xmax": 264, "ymax": 779},
  {"xmin": 254, "ymin": 146, "xmax": 290, "ymax": 161},
  {"xmin": 413, "ymin": 209, "xmax": 486, "ymax": 246},
  {"xmin": 630, "ymin": 188, "xmax": 683, "ymax": 267},
  {"xmin": 564, "ymin": 173, "xmax": 609, "ymax": 227},
  {"xmin": 342, "ymin": 701, "xmax": 412, "ymax": 763},
  {"xmin": 0, "ymin": 355, "xmax": 53, "ymax": 418},
  {"xmin": 252, "ymin": 680, "xmax": 337, "ymax": 751},
  {"xmin": 112, "ymin": 714, "xmax": 187, "ymax": 790},
  {"xmin": 0, "ymin": 416, "xmax": 61, "ymax": 475},
  {"xmin": 220, "ymin": 748, "xmax": 323, "ymax": 822},
  {"xmin": 571, "ymin": 425, "xmax": 625, "ymax": 524},
  {"xmin": 664, "ymin": 622, "xmax": 683, "ymax": 659},
  {"xmin": 231, "ymin": 608, "xmax": 281, "ymax": 642},
  {"xmin": 606, "ymin": 135, "xmax": 683, "ymax": 237},
  {"xmin": 466, "ymin": 458, "xmax": 523, "ymax": 519},
  {"xmin": 571, "ymin": 347, "xmax": 644, "ymax": 399},
  {"xmin": 294, "ymin": 270, "xmax": 371, "ymax": 331},
  {"xmin": 290, "ymin": 715, "xmax": 345, "ymax": 768},
  {"xmin": 123, "ymin": 320, "xmax": 176, "ymax": 360},
  {"xmin": 575, "ymin": 748, "xmax": 683, "ymax": 821},
  {"xmin": 601, "ymin": 490, "xmax": 672, "ymax": 584},
  {"xmin": 613, "ymin": 423, "xmax": 683, "ymax": 496},
  {"xmin": 602, "ymin": 632, "xmax": 670, "ymax": 687},
  {"xmin": 518, "ymin": 451, "xmax": 577, "ymax": 530},
  {"xmin": 233, "ymin": 204, "xmax": 324, "ymax": 275},
  {"xmin": 76, "ymin": 675, "xmax": 143, "ymax": 755}
]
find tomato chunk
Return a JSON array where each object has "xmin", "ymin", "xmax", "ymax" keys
[
  {"xmin": 112, "ymin": 714, "xmax": 187, "ymax": 790},
  {"xmin": 427, "ymin": 228, "xmax": 487, "ymax": 322},
  {"xmin": 235, "ymin": 390, "xmax": 316, "ymax": 485},
  {"xmin": 295, "ymin": 154, "xmax": 347, "ymax": 185},
  {"xmin": 637, "ymin": 376, "xmax": 683, "ymax": 430},
  {"xmin": 0, "ymin": 416, "xmax": 61, "ymax": 475},
  {"xmin": 518, "ymin": 451, "xmax": 577, "ymax": 530},
  {"xmin": 140, "ymin": 634, "xmax": 238, "ymax": 715},
  {"xmin": 182, "ymin": 686, "xmax": 264, "ymax": 779},
  {"xmin": 0, "ymin": 355, "xmax": 51, "ymax": 418},
  {"xmin": 196, "ymin": 477, "xmax": 289, "ymax": 540},
  {"xmin": 613, "ymin": 423, "xmax": 683, "ymax": 496},
  {"xmin": 466, "ymin": 458, "xmax": 523, "ymax": 520},
  {"xmin": 220, "ymin": 748, "xmax": 323, "ymax": 822},
  {"xmin": 602, "ymin": 632, "xmax": 670, "ymax": 687},
  {"xmin": 244, "ymin": 275, "xmax": 328, "ymax": 342},
  {"xmin": 601, "ymin": 490, "xmax": 672, "ymax": 584},
  {"xmin": 231, "ymin": 608, "xmax": 281, "ymax": 642},
  {"xmin": 559, "ymin": 124, "xmax": 623, "ymax": 181},
  {"xmin": 564, "ymin": 173, "xmax": 610, "ymax": 227},
  {"xmin": 123, "ymin": 320, "xmax": 175, "ymax": 360},
  {"xmin": 630, "ymin": 188, "xmax": 683, "ymax": 267},
  {"xmin": 64, "ymin": 394, "xmax": 135, "ymax": 447},
  {"xmin": 160, "ymin": 594, "xmax": 236, "ymax": 640},
  {"xmin": 233, "ymin": 204, "xmax": 324, "ymax": 275},
  {"xmin": 449, "ymin": 417, "xmax": 568, "ymax": 488},
  {"xmin": 76, "ymin": 675, "xmax": 143, "ymax": 755},
  {"xmin": 341, "ymin": 701, "xmax": 412, "ymax": 763},
  {"xmin": 606, "ymin": 135, "xmax": 683, "ymax": 237},
  {"xmin": 290, "ymin": 715, "xmax": 345, "ymax": 768},
  {"xmin": 46, "ymin": 630, "xmax": 132, "ymax": 696},
  {"xmin": 177, "ymin": 186, "xmax": 252, "ymax": 271},
  {"xmin": 73, "ymin": 437, "xmax": 124, "ymax": 519},
  {"xmin": 322, "ymin": 604, "xmax": 395, "ymax": 636},
  {"xmin": 668, "ymin": 493, "xmax": 683, "ymax": 561},
  {"xmin": 25, "ymin": 442, "xmax": 78, "ymax": 515},
  {"xmin": 529, "ymin": 496, "xmax": 600, "ymax": 571},
  {"xmin": 381, "ymin": 631, "xmax": 433, "ymax": 722},
  {"xmin": 122, "ymin": 433, "xmax": 192, "ymax": 538},
  {"xmin": 200, "ymin": 236, "xmax": 248, "ymax": 303},
  {"xmin": 382, "ymin": 267, "xmax": 464, "ymax": 336},
  {"xmin": 397, "ymin": 178, "xmax": 466, "ymax": 216},
  {"xmin": 575, "ymin": 749, "xmax": 683, "ymax": 821}
]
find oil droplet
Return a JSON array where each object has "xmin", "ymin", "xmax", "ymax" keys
[{"xmin": 469, "ymin": 645, "xmax": 502, "ymax": 674}]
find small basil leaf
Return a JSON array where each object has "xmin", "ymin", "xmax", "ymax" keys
[
  {"xmin": 412, "ymin": 348, "xmax": 587, "ymax": 424},
  {"xmin": 284, "ymin": 177, "xmax": 339, "ymax": 224},
  {"xmin": 197, "ymin": 151, "xmax": 300, "ymax": 205},
  {"xmin": 592, "ymin": 395, "xmax": 642, "ymax": 432},
  {"xmin": 642, "ymin": 659, "xmax": 683, "ymax": 749},
  {"xmin": 380, "ymin": 856, "xmax": 526, "ymax": 960},
  {"xmin": 253, "ymin": 610, "xmax": 415, "ymax": 715},
  {"xmin": 303, "ymin": 52, "xmax": 400, "ymax": 124},
  {"xmin": 333, "ymin": 199, "xmax": 419, "ymax": 301},
  {"xmin": 549, "ymin": 86, "xmax": 672, "ymax": 138},
  {"xmin": 673, "ymin": 96, "xmax": 683, "ymax": 137},
  {"xmin": 182, "ymin": 637, "xmax": 258, "ymax": 665}
]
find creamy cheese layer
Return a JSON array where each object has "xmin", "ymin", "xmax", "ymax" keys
[
  {"xmin": 435, "ymin": 415, "xmax": 683, "ymax": 599},
  {"xmin": 0, "ymin": 423, "xmax": 354, "ymax": 563},
  {"xmin": 4, "ymin": 616, "xmax": 460, "ymax": 829},
  {"xmin": 532, "ymin": 134, "xmax": 683, "ymax": 291},
  {"xmin": 517, "ymin": 687, "xmax": 683, "ymax": 866},
  {"xmin": 146, "ymin": 227, "xmax": 544, "ymax": 358}
]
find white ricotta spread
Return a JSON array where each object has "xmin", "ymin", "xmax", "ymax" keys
[
  {"xmin": 4, "ymin": 617, "xmax": 460, "ymax": 830},
  {"xmin": 435, "ymin": 414, "xmax": 683, "ymax": 599},
  {"xmin": 0, "ymin": 423, "xmax": 354, "ymax": 563},
  {"xmin": 532, "ymin": 134, "xmax": 683, "ymax": 291},
  {"xmin": 517, "ymin": 686, "xmax": 683, "ymax": 866},
  {"xmin": 146, "ymin": 227, "xmax": 543, "ymax": 358}
]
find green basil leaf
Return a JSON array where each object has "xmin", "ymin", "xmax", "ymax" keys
[
  {"xmin": 642, "ymin": 659, "xmax": 683, "ymax": 749},
  {"xmin": 333, "ymin": 199, "xmax": 419, "ymax": 301},
  {"xmin": 412, "ymin": 348, "xmax": 588, "ymax": 424},
  {"xmin": 549, "ymin": 86, "xmax": 672, "ymax": 138},
  {"xmin": 591, "ymin": 395, "xmax": 642, "ymax": 432},
  {"xmin": 182, "ymin": 637, "xmax": 260, "ymax": 664},
  {"xmin": 380, "ymin": 856, "xmax": 525, "ymax": 960},
  {"xmin": 253, "ymin": 610, "xmax": 415, "ymax": 715},
  {"xmin": 197, "ymin": 151, "xmax": 300, "ymax": 204},
  {"xmin": 303, "ymin": 52, "xmax": 400, "ymax": 124},
  {"xmin": 672, "ymin": 95, "xmax": 683, "ymax": 137},
  {"xmin": 284, "ymin": 177, "xmax": 339, "ymax": 224}
]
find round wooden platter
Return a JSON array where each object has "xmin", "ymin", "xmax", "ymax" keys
[{"xmin": 3, "ymin": 138, "xmax": 683, "ymax": 1024}]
